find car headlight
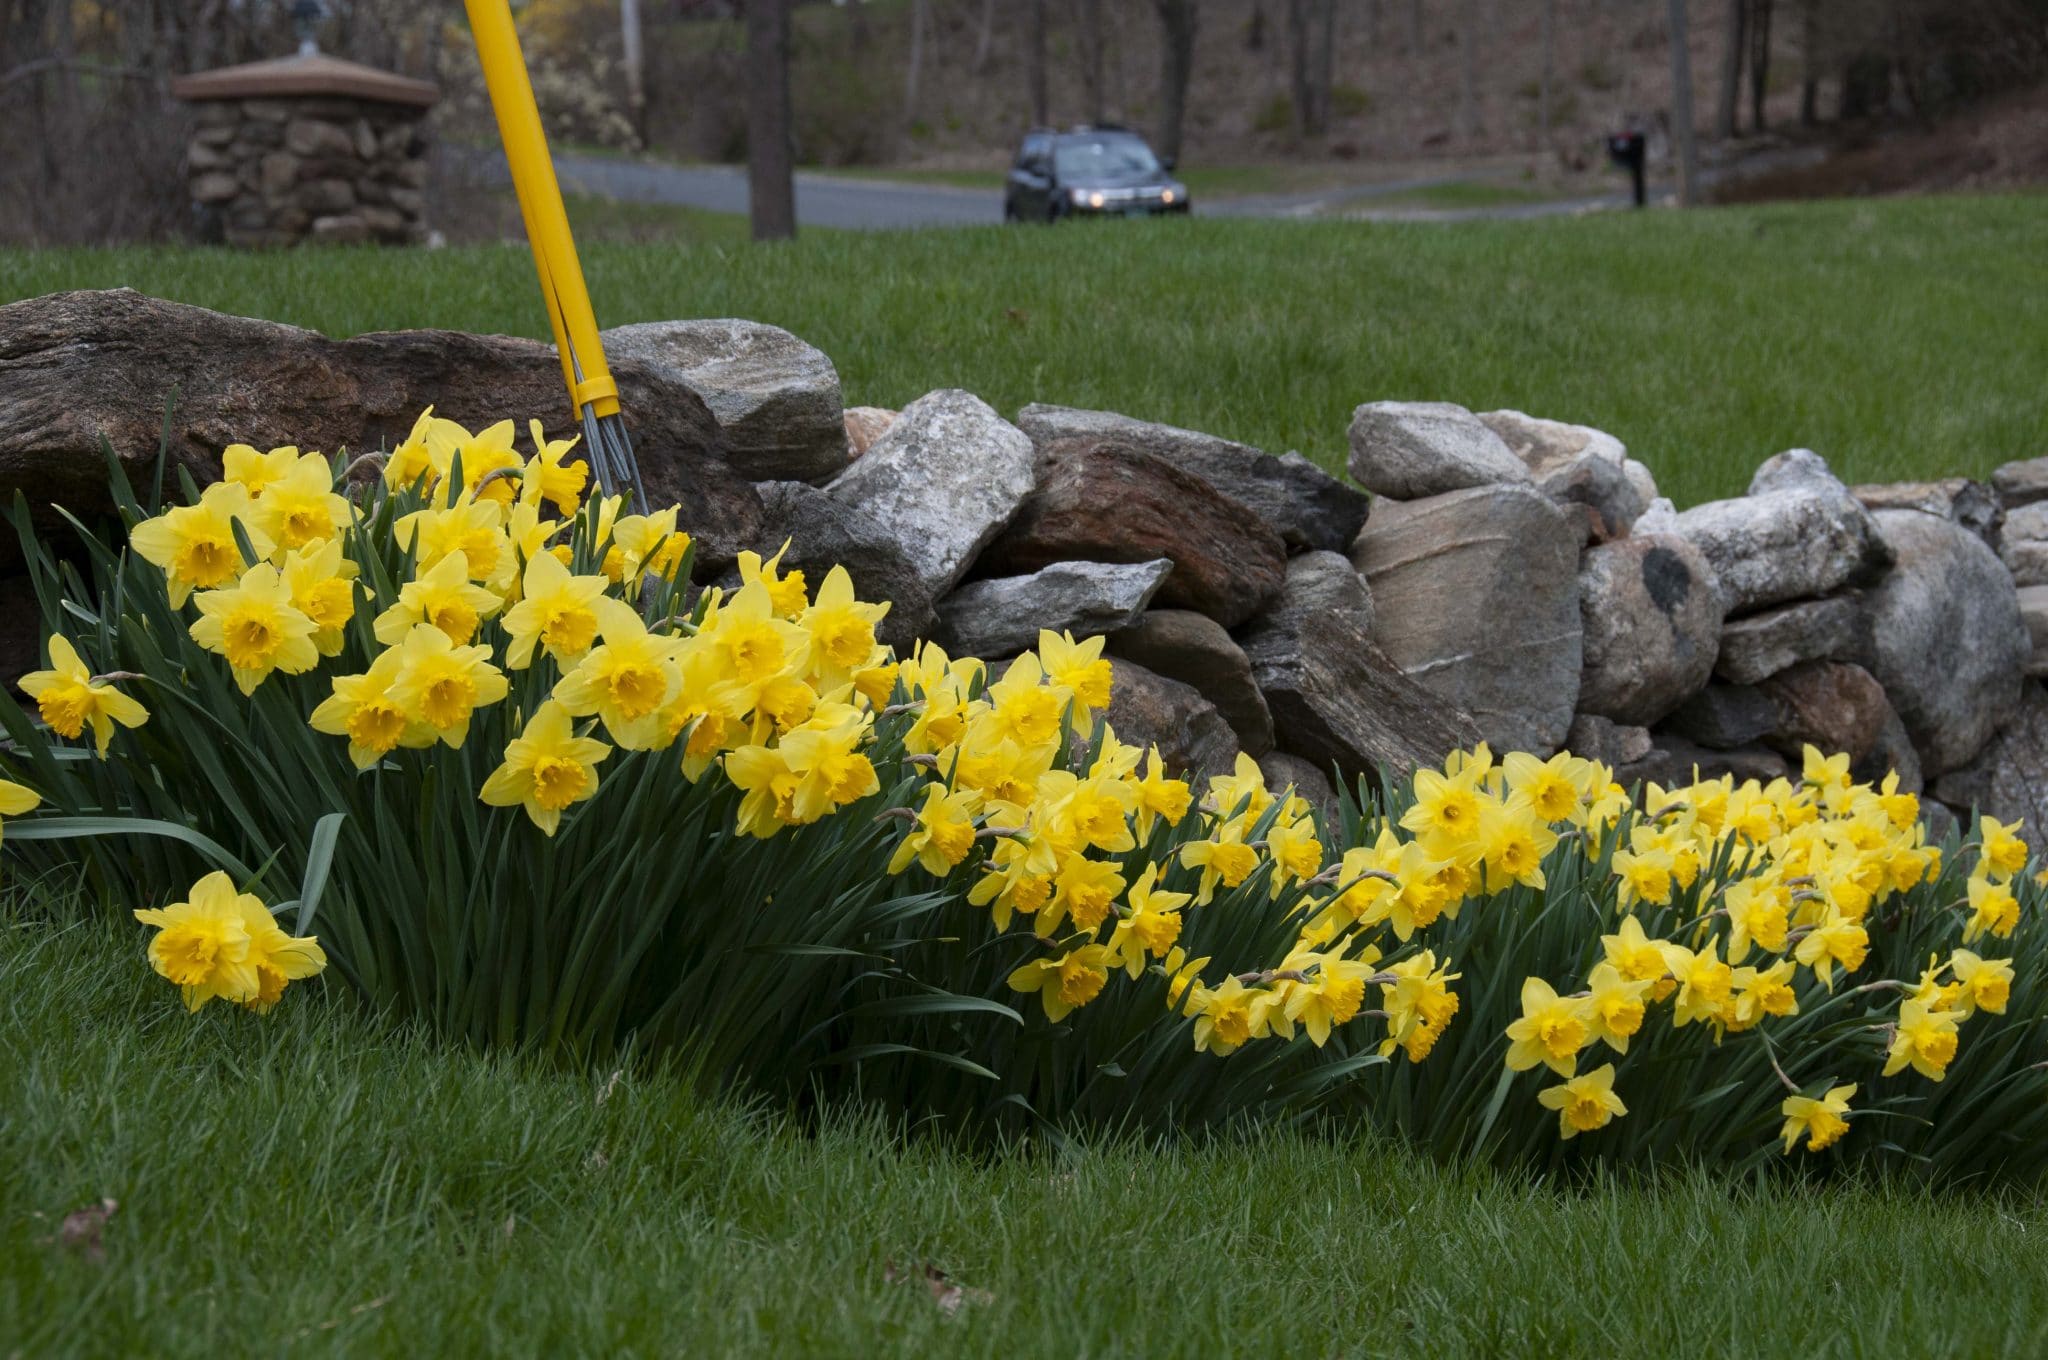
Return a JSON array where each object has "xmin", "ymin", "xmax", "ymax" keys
[
  {"xmin": 1161, "ymin": 188, "xmax": 1175, "ymax": 205},
  {"xmin": 1088, "ymin": 191, "xmax": 1106, "ymax": 209},
  {"xmin": 1069, "ymin": 188, "xmax": 1090, "ymax": 206}
]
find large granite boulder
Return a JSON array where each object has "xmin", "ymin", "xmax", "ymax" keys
[
  {"xmin": 1671, "ymin": 450, "xmax": 1891, "ymax": 615},
  {"xmin": 826, "ymin": 388, "xmax": 1037, "ymax": 607},
  {"xmin": 745, "ymin": 481, "xmax": 937, "ymax": 650},
  {"xmin": 2019, "ymin": 585, "xmax": 2048, "ymax": 678},
  {"xmin": 979, "ymin": 437, "xmax": 1287, "ymax": 628},
  {"xmin": 1256, "ymin": 550, "xmax": 1375, "ymax": 635},
  {"xmin": 1999, "ymin": 501, "xmax": 2048, "ymax": 587},
  {"xmin": 1932, "ymin": 683, "xmax": 2048, "ymax": 846},
  {"xmin": 1852, "ymin": 478, "xmax": 2001, "ymax": 552},
  {"xmin": 1479, "ymin": 409, "xmax": 1650, "ymax": 541},
  {"xmin": 1346, "ymin": 401, "xmax": 1531, "ymax": 500},
  {"xmin": 0, "ymin": 287, "xmax": 748, "ymax": 569},
  {"xmin": 1015, "ymin": 404, "xmax": 1368, "ymax": 553},
  {"xmin": 1861, "ymin": 508, "xmax": 2029, "ymax": 776},
  {"xmin": 1349, "ymin": 482, "xmax": 1583, "ymax": 753},
  {"xmin": 1575, "ymin": 533, "xmax": 1722, "ymax": 727},
  {"xmin": 1992, "ymin": 457, "xmax": 2048, "ymax": 511},
  {"xmin": 1103, "ymin": 659, "xmax": 1241, "ymax": 781},
  {"xmin": 1758, "ymin": 660, "xmax": 1922, "ymax": 791},
  {"xmin": 1241, "ymin": 610, "xmax": 1483, "ymax": 781},
  {"xmin": 934, "ymin": 559, "xmax": 1170, "ymax": 660},
  {"xmin": 601, "ymin": 318, "xmax": 847, "ymax": 483},
  {"xmin": 1712, "ymin": 595, "xmax": 1863, "ymax": 686},
  {"xmin": 1108, "ymin": 609, "xmax": 1274, "ymax": 756}
]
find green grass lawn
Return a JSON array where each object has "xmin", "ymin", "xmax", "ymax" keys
[
  {"xmin": 5, "ymin": 904, "xmax": 2046, "ymax": 1359},
  {"xmin": 4, "ymin": 193, "xmax": 2044, "ymax": 506}
]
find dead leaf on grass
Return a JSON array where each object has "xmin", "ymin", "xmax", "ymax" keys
[
  {"xmin": 884, "ymin": 1260, "xmax": 993, "ymax": 1315},
  {"xmin": 39, "ymin": 1197, "xmax": 117, "ymax": 1264}
]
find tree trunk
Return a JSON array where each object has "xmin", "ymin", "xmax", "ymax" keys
[
  {"xmin": 1029, "ymin": 0, "xmax": 1050, "ymax": 124},
  {"xmin": 1538, "ymin": 0, "xmax": 1556, "ymax": 139},
  {"xmin": 1080, "ymin": 0, "xmax": 1107, "ymax": 124},
  {"xmin": 1409, "ymin": 0, "xmax": 1423, "ymax": 55},
  {"xmin": 972, "ymin": 0, "xmax": 997, "ymax": 76},
  {"xmin": 905, "ymin": 0, "xmax": 928, "ymax": 133},
  {"xmin": 1457, "ymin": 0, "xmax": 1480, "ymax": 141},
  {"xmin": 746, "ymin": 0, "xmax": 796, "ymax": 241},
  {"xmin": 1315, "ymin": 0, "xmax": 1336, "ymax": 132},
  {"xmin": 1715, "ymin": 0, "xmax": 1746, "ymax": 138},
  {"xmin": 1798, "ymin": 0, "xmax": 1819, "ymax": 126},
  {"xmin": 1748, "ymin": 0, "xmax": 1773, "ymax": 132},
  {"xmin": 619, "ymin": 0, "xmax": 646, "ymax": 148},
  {"xmin": 1666, "ymin": 0, "xmax": 1702, "ymax": 206},
  {"xmin": 1287, "ymin": 0, "xmax": 1337, "ymax": 136},
  {"xmin": 1153, "ymin": 0, "xmax": 1200, "ymax": 166}
]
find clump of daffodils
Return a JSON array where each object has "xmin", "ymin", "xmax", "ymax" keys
[{"xmin": 6, "ymin": 406, "xmax": 2038, "ymax": 1172}]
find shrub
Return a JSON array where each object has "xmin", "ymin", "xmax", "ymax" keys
[{"xmin": 2, "ymin": 411, "xmax": 2044, "ymax": 1179}]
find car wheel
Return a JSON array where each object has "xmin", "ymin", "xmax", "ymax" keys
[{"xmin": 1003, "ymin": 198, "xmax": 1020, "ymax": 223}]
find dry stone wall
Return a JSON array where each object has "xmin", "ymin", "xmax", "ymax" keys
[{"xmin": 3, "ymin": 288, "xmax": 2045, "ymax": 835}]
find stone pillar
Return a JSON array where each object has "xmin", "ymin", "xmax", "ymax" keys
[{"xmin": 173, "ymin": 54, "xmax": 438, "ymax": 248}]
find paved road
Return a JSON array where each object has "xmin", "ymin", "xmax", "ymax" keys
[{"xmin": 467, "ymin": 148, "xmax": 1627, "ymax": 230}]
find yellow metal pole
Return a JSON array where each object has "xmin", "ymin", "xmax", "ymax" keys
[{"xmin": 463, "ymin": 0, "xmax": 620, "ymax": 420}]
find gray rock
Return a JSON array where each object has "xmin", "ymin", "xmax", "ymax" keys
[
  {"xmin": 1999, "ymin": 501, "xmax": 2048, "ymax": 587},
  {"xmin": 2020, "ymin": 585, "xmax": 2048, "ymax": 679},
  {"xmin": 1622, "ymin": 459, "xmax": 1660, "ymax": 509},
  {"xmin": 1103, "ymin": 659, "xmax": 1241, "ymax": 782},
  {"xmin": 1992, "ymin": 456, "xmax": 2048, "ymax": 510},
  {"xmin": 1564, "ymin": 713, "xmax": 1654, "ymax": 768},
  {"xmin": 1109, "ymin": 609, "xmax": 1274, "ymax": 756},
  {"xmin": 1852, "ymin": 478, "xmax": 2001, "ymax": 551},
  {"xmin": 1634, "ymin": 496, "xmax": 1681, "ymax": 536},
  {"xmin": 1671, "ymin": 451, "xmax": 1891, "ymax": 614},
  {"xmin": 745, "ymin": 481, "xmax": 937, "ymax": 650},
  {"xmin": 933, "ymin": 560, "xmax": 1171, "ymax": 661},
  {"xmin": 1713, "ymin": 595, "xmax": 1863, "ymax": 686},
  {"xmin": 1350, "ymin": 482, "xmax": 1583, "ymax": 753},
  {"xmin": 1862, "ymin": 508, "xmax": 2029, "ymax": 776},
  {"xmin": 1256, "ymin": 550, "xmax": 1374, "ymax": 634},
  {"xmin": 826, "ymin": 389, "xmax": 1037, "ymax": 605},
  {"xmin": 1576, "ymin": 533, "xmax": 1722, "ymax": 727},
  {"xmin": 1932, "ymin": 682, "xmax": 2048, "ymax": 848},
  {"xmin": 1244, "ymin": 610, "xmax": 1484, "ymax": 781},
  {"xmin": 1256, "ymin": 751, "xmax": 1342, "ymax": 835},
  {"xmin": 1346, "ymin": 401, "xmax": 1532, "ymax": 500},
  {"xmin": 1016, "ymin": 403, "xmax": 1369, "ymax": 553},
  {"xmin": 1480, "ymin": 409, "xmax": 1648, "ymax": 539},
  {"xmin": 1616, "ymin": 736, "xmax": 1791, "ymax": 790},
  {"xmin": 602, "ymin": 319, "xmax": 848, "ymax": 484},
  {"xmin": 1663, "ymin": 685, "xmax": 1779, "ymax": 751}
]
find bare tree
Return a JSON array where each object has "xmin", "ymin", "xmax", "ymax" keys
[
  {"xmin": 1667, "ymin": 0, "xmax": 1702, "ymax": 205},
  {"xmin": 1408, "ymin": 0, "xmax": 1424, "ymax": 54},
  {"xmin": 1538, "ymin": 0, "xmax": 1556, "ymax": 138},
  {"xmin": 971, "ymin": 0, "xmax": 997, "ymax": 76},
  {"xmin": 1028, "ymin": 0, "xmax": 1050, "ymax": 124},
  {"xmin": 619, "ymin": 0, "xmax": 646, "ymax": 147},
  {"xmin": 904, "ymin": 0, "xmax": 928, "ymax": 132},
  {"xmin": 1077, "ymin": 0, "xmax": 1107, "ymax": 124},
  {"xmin": 1285, "ymin": 0, "xmax": 1336, "ymax": 137},
  {"xmin": 1716, "ymin": 0, "xmax": 1747, "ymax": 137},
  {"xmin": 1153, "ymin": 0, "xmax": 1199, "ymax": 165},
  {"xmin": 746, "ymin": 0, "xmax": 796, "ymax": 241},
  {"xmin": 1747, "ymin": 0, "xmax": 1773, "ymax": 131},
  {"xmin": 1457, "ymin": 0, "xmax": 1480, "ymax": 140}
]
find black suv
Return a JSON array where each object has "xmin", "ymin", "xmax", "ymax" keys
[{"xmin": 1003, "ymin": 126, "xmax": 1191, "ymax": 222}]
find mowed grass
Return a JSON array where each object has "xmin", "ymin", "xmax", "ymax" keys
[
  {"xmin": 5, "ymin": 904, "xmax": 2047, "ymax": 1360},
  {"xmin": 5, "ymin": 193, "xmax": 2045, "ymax": 505}
]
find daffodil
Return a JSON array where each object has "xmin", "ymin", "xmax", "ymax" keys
[
  {"xmin": 188, "ymin": 563, "xmax": 321, "ymax": 694},
  {"xmin": 309, "ymin": 648, "xmax": 436, "ymax": 769},
  {"xmin": 373, "ymin": 550, "xmax": 503, "ymax": 646},
  {"xmin": 501, "ymin": 551, "xmax": 622, "ymax": 669},
  {"xmin": 221, "ymin": 442, "xmax": 303, "ymax": 495},
  {"xmin": 1106, "ymin": 864, "xmax": 1190, "ymax": 978},
  {"xmin": 1582, "ymin": 962, "xmax": 1651, "ymax": 1054},
  {"xmin": 130, "ymin": 482, "xmax": 274, "ymax": 606},
  {"xmin": 1883, "ymin": 999, "xmax": 1960, "ymax": 1081},
  {"xmin": 250, "ymin": 450, "xmax": 351, "ymax": 551},
  {"xmin": 1780, "ymin": 1083, "xmax": 1856, "ymax": 1154},
  {"xmin": 1007, "ymin": 943, "xmax": 1112, "ymax": 1022},
  {"xmin": 1793, "ymin": 909, "xmax": 1869, "ymax": 989},
  {"xmin": 1379, "ymin": 950, "xmax": 1461, "ymax": 1062},
  {"xmin": 800, "ymin": 566, "xmax": 890, "ymax": 687},
  {"xmin": 553, "ymin": 611, "xmax": 684, "ymax": 749},
  {"xmin": 279, "ymin": 537, "xmax": 360, "ymax": 655},
  {"xmin": 1948, "ymin": 949, "xmax": 2013, "ymax": 1017},
  {"xmin": 521, "ymin": 421, "xmax": 589, "ymax": 514},
  {"xmin": 1964, "ymin": 874, "xmax": 2020, "ymax": 943},
  {"xmin": 888, "ymin": 783, "xmax": 983, "ymax": 877},
  {"xmin": 386, "ymin": 623, "xmax": 509, "ymax": 747},
  {"xmin": 1036, "ymin": 630, "xmax": 1114, "ymax": 731},
  {"xmin": 1505, "ymin": 976, "xmax": 1590, "ymax": 1077},
  {"xmin": 0, "ymin": 779, "xmax": 42, "ymax": 842},
  {"xmin": 1537, "ymin": 1063, "xmax": 1626, "ymax": 1139},
  {"xmin": 1978, "ymin": 814, "xmax": 2030, "ymax": 881},
  {"xmin": 133, "ymin": 871, "xmax": 324, "ymax": 1013},
  {"xmin": 480, "ymin": 700, "xmax": 613, "ymax": 835},
  {"xmin": 18, "ymin": 634, "xmax": 148, "ymax": 756}
]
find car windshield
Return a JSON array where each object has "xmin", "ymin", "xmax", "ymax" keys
[{"xmin": 1053, "ymin": 137, "xmax": 1160, "ymax": 180}]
